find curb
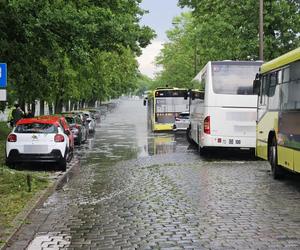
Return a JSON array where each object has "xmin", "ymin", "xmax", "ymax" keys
[{"xmin": 0, "ymin": 159, "xmax": 78, "ymax": 250}]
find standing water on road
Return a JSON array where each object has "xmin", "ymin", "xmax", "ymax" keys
[{"xmin": 6, "ymin": 99, "xmax": 300, "ymax": 250}]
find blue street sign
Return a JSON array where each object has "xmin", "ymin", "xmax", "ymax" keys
[{"xmin": 0, "ymin": 63, "xmax": 7, "ymax": 88}]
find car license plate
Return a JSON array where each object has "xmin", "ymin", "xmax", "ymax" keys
[{"xmin": 24, "ymin": 145, "xmax": 48, "ymax": 154}]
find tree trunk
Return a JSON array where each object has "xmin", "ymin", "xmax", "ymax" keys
[
  {"xmin": 20, "ymin": 100, "xmax": 26, "ymax": 113},
  {"xmin": 49, "ymin": 102, "xmax": 54, "ymax": 114},
  {"xmin": 88, "ymin": 100, "xmax": 95, "ymax": 108},
  {"xmin": 55, "ymin": 101, "xmax": 62, "ymax": 114},
  {"xmin": 40, "ymin": 100, "xmax": 45, "ymax": 115},
  {"xmin": 65, "ymin": 101, "xmax": 70, "ymax": 111},
  {"xmin": 80, "ymin": 99, "xmax": 85, "ymax": 109},
  {"xmin": 31, "ymin": 101, "xmax": 36, "ymax": 116}
]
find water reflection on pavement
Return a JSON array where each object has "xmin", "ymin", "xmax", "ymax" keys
[{"xmin": 5, "ymin": 99, "xmax": 300, "ymax": 250}]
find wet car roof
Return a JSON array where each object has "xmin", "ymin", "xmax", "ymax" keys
[{"xmin": 16, "ymin": 116, "xmax": 61, "ymax": 126}]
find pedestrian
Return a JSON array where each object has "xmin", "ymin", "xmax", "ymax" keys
[
  {"xmin": 7, "ymin": 105, "xmax": 14, "ymax": 128},
  {"xmin": 26, "ymin": 109, "xmax": 34, "ymax": 118},
  {"xmin": 11, "ymin": 104, "xmax": 24, "ymax": 126}
]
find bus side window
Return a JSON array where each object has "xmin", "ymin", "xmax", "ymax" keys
[
  {"xmin": 290, "ymin": 60, "xmax": 300, "ymax": 82},
  {"xmin": 277, "ymin": 70, "xmax": 282, "ymax": 84},
  {"xmin": 283, "ymin": 67, "xmax": 290, "ymax": 83},
  {"xmin": 268, "ymin": 71, "xmax": 277, "ymax": 97},
  {"xmin": 259, "ymin": 76, "xmax": 263, "ymax": 104},
  {"xmin": 268, "ymin": 71, "xmax": 280, "ymax": 110},
  {"xmin": 260, "ymin": 75, "xmax": 268, "ymax": 105},
  {"xmin": 200, "ymin": 72, "xmax": 206, "ymax": 91}
]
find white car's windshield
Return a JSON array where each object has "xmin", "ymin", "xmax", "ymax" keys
[{"xmin": 15, "ymin": 123, "xmax": 58, "ymax": 133}]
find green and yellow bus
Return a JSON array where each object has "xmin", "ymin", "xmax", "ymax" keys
[
  {"xmin": 254, "ymin": 47, "xmax": 300, "ymax": 178},
  {"xmin": 146, "ymin": 87, "xmax": 189, "ymax": 132}
]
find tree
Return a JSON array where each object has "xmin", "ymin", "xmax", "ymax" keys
[
  {"xmin": 155, "ymin": 13, "xmax": 200, "ymax": 88},
  {"xmin": 178, "ymin": 0, "xmax": 300, "ymax": 61},
  {"xmin": 156, "ymin": 0, "xmax": 300, "ymax": 89},
  {"xmin": 0, "ymin": 0, "xmax": 156, "ymax": 111}
]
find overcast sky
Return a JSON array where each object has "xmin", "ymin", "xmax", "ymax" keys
[{"xmin": 137, "ymin": 0, "xmax": 186, "ymax": 78}]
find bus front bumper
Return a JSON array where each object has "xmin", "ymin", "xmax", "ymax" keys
[
  {"xmin": 200, "ymin": 135, "xmax": 256, "ymax": 149},
  {"xmin": 153, "ymin": 123, "xmax": 174, "ymax": 132}
]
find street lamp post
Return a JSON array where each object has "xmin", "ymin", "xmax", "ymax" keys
[
  {"xmin": 194, "ymin": 46, "xmax": 198, "ymax": 76},
  {"xmin": 259, "ymin": 0, "xmax": 264, "ymax": 61}
]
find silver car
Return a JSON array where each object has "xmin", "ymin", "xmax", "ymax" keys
[{"xmin": 173, "ymin": 112, "xmax": 190, "ymax": 131}]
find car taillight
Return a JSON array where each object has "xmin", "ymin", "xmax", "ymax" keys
[
  {"xmin": 7, "ymin": 134, "xmax": 17, "ymax": 142},
  {"xmin": 54, "ymin": 134, "xmax": 65, "ymax": 142},
  {"xmin": 204, "ymin": 116, "xmax": 211, "ymax": 134}
]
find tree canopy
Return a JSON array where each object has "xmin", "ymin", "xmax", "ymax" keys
[
  {"xmin": 155, "ymin": 0, "xmax": 300, "ymax": 89},
  {"xmin": 0, "ymin": 0, "xmax": 155, "ymax": 111}
]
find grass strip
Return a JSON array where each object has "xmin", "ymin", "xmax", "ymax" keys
[{"xmin": 0, "ymin": 122, "xmax": 50, "ymax": 244}]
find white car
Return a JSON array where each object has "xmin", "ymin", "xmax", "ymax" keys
[
  {"xmin": 173, "ymin": 112, "xmax": 190, "ymax": 131},
  {"xmin": 5, "ymin": 116, "xmax": 73, "ymax": 171}
]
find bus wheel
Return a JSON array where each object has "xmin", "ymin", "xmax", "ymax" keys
[
  {"xmin": 199, "ymin": 146, "xmax": 208, "ymax": 156},
  {"xmin": 269, "ymin": 137, "xmax": 284, "ymax": 179},
  {"xmin": 186, "ymin": 126, "xmax": 194, "ymax": 145}
]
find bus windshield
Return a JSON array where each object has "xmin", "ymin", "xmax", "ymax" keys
[
  {"xmin": 154, "ymin": 89, "xmax": 189, "ymax": 124},
  {"xmin": 156, "ymin": 98, "xmax": 188, "ymax": 113},
  {"xmin": 212, "ymin": 63, "xmax": 260, "ymax": 95}
]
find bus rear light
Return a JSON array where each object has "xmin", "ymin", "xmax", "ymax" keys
[
  {"xmin": 204, "ymin": 116, "xmax": 211, "ymax": 134},
  {"xmin": 217, "ymin": 138, "xmax": 222, "ymax": 143},
  {"xmin": 54, "ymin": 134, "xmax": 65, "ymax": 142},
  {"xmin": 7, "ymin": 134, "xmax": 17, "ymax": 142}
]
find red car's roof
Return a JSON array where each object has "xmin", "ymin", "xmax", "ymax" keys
[{"xmin": 16, "ymin": 116, "xmax": 61, "ymax": 126}]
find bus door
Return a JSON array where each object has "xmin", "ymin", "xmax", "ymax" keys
[{"xmin": 256, "ymin": 75, "xmax": 269, "ymax": 157}]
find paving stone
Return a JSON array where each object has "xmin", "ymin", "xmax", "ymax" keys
[{"xmin": 5, "ymin": 100, "xmax": 300, "ymax": 250}]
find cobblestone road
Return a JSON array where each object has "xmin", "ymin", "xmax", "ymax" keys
[{"xmin": 5, "ymin": 99, "xmax": 300, "ymax": 250}]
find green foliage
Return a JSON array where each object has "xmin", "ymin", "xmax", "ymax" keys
[
  {"xmin": 134, "ymin": 74, "xmax": 153, "ymax": 96},
  {"xmin": 0, "ymin": 0, "xmax": 155, "ymax": 108},
  {"xmin": 156, "ymin": 0, "xmax": 300, "ymax": 88},
  {"xmin": 178, "ymin": 0, "xmax": 300, "ymax": 61},
  {"xmin": 0, "ymin": 168, "xmax": 49, "ymax": 243},
  {"xmin": 155, "ymin": 13, "xmax": 197, "ymax": 88},
  {"xmin": 0, "ymin": 121, "xmax": 49, "ymax": 244}
]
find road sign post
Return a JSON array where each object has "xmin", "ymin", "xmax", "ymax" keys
[{"xmin": 0, "ymin": 63, "xmax": 7, "ymax": 101}]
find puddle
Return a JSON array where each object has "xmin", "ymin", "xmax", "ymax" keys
[{"xmin": 27, "ymin": 233, "xmax": 71, "ymax": 250}]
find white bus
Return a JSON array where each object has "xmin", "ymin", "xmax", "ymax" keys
[{"xmin": 187, "ymin": 61, "xmax": 262, "ymax": 154}]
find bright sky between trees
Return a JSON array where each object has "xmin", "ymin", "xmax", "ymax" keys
[{"xmin": 138, "ymin": 0, "xmax": 186, "ymax": 78}]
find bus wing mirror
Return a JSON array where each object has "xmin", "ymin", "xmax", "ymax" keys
[
  {"xmin": 253, "ymin": 79, "xmax": 261, "ymax": 95},
  {"xmin": 143, "ymin": 98, "xmax": 147, "ymax": 106}
]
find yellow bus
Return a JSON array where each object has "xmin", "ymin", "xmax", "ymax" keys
[
  {"xmin": 253, "ymin": 47, "xmax": 300, "ymax": 178},
  {"xmin": 146, "ymin": 87, "xmax": 189, "ymax": 132}
]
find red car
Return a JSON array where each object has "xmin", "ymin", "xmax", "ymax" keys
[{"xmin": 39, "ymin": 115, "xmax": 75, "ymax": 151}]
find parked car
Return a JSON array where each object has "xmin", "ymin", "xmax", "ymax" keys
[
  {"xmin": 6, "ymin": 116, "xmax": 74, "ymax": 171},
  {"xmin": 86, "ymin": 108, "xmax": 101, "ymax": 122},
  {"xmin": 62, "ymin": 111, "xmax": 90, "ymax": 136},
  {"xmin": 173, "ymin": 112, "xmax": 190, "ymax": 131},
  {"xmin": 63, "ymin": 114, "xmax": 88, "ymax": 145}
]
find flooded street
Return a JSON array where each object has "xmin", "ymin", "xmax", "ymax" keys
[{"xmin": 6, "ymin": 99, "xmax": 300, "ymax": 250}]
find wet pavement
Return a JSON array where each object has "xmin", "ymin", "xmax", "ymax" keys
[{"xmin": 5, "ymin": 99, "xmax": 300, "ymax": 250}]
